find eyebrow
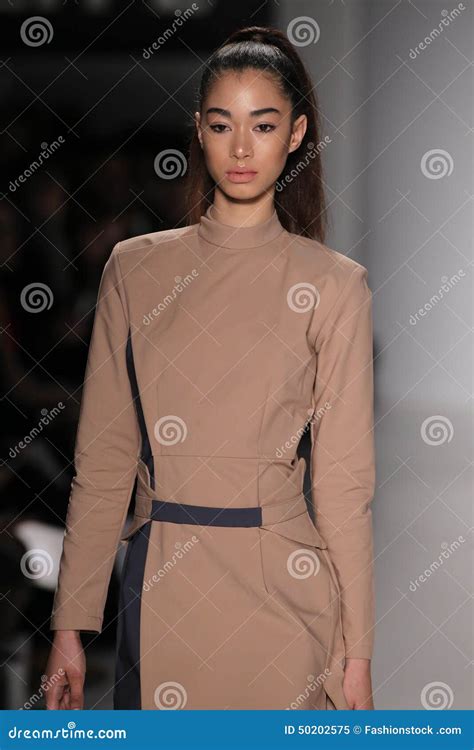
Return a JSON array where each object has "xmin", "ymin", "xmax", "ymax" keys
[{"xmin": 206, "ymin": 107, "xmax": 281, "ymax": 118}]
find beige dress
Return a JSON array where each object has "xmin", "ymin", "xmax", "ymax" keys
[{"xmin": 50, "ymin": 204, "xmax": 376, "ymax": 710}]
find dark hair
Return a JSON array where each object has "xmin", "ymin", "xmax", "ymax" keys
[{"xmin": 184, "ymin": 25, "xmax": 328, "ymax": 242}]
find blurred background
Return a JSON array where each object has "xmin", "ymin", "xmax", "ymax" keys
[{"xmin": 0, "ymin": 0, "xmax": 472, "ymax": 711}]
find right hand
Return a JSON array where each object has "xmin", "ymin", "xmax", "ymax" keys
[{"xmin": 44, "ymin": 631, "xmax": 86, "ymax": 710}]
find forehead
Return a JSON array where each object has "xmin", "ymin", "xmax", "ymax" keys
[{"xmin": 204, "ymin": 69, "xmax": 289, "ymax": 116}]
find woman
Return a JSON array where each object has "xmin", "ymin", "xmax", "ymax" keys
[{"xmin": 45, "ymin": 26, "xmax": 376, "ymax": 711}]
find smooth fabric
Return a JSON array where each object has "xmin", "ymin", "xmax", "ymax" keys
[{"xmin": 50, "ymin": 204, "xmax": 376, "ymax": 710}]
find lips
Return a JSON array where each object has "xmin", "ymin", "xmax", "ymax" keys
[{"xmin": 225, "ymin": 170, "xmax": 258, "ymax": 183}]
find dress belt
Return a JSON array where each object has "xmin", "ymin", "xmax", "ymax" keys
[
  {"xmin": 146, "ymin": 494, "xmax": 307, "ymax": 528},
  {"xmin": 150, "ymin": 499, "xmax": 261, "ymax": 527},
  {"xmin": 122, "ymin": 486, "xmax": 328, "ymax": 548}
]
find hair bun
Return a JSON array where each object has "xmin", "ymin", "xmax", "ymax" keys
[{"xmin": 224, "ymin": 26, "xmax": 281, "ymax": 48}]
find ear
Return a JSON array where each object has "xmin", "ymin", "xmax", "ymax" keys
[
  {"xmin": 288, "ymin": 114, "xmax": 307, "ymax": 154},
  {"xmin": 195, "ymin": 111, "xmax": 203, "ymax": 149}
]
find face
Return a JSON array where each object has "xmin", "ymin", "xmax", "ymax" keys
[{"xmin": 195, "ymin": 69, "xmax": 307, "ymax": 201}]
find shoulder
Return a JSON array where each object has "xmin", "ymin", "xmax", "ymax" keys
[
  {"xmin": 114, "ymin": 223, "xmax": 198, "ymax": 258},
  {"xmin": 284, "ymin": 230, "xmax": 370, "ymax": 295},
  {"xmin": 104, "ymin": 224, "xmax": 199, "ymax": 285},
  {"xmin": 285, "ymin": 232, "xmax": 372, "ymax": 348}
]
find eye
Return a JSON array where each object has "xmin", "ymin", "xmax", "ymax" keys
[
  {"xmin": 209, "ymin": 124, "xmax": 230, "ymax": 133},
  {"xmin": 255, "ymin": 123, "xmax": 276, "ymax": 133}
]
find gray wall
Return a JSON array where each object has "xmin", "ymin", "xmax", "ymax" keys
[{"xmin": 277, "ymin": 0, "xmax": 473, "ymax": 709}]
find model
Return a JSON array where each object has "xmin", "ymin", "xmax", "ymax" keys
[{"xmin": 46, "ymin": 25, "xmax": 376, "ymax": 711}]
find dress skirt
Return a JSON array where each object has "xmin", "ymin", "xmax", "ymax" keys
[{"xmin": 112, "ymin": 459, "xmax": 349, "ymax": 711}]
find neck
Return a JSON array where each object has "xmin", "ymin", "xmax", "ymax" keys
[
  {"xmin": 210, "ymin": 196, "xmax": 276, "ymax": 229},
  {"xmin": 197, "ymin": 202, "xmax": 285, "ymax": 251}
]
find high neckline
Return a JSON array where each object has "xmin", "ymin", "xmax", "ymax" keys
[{"xmin": 197, "ymin": 204, "xmax": 285, "ymax": 251}]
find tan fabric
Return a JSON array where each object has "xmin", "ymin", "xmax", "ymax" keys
[{"xmin": 50, "ymin": 203, "xmax": 376, "ymax": 708}]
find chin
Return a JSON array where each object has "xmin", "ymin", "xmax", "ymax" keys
[{"xmin": 223, "ymin": 179, "xmax": 272, "ymax": 197}]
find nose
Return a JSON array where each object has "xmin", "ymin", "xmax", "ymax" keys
[{"xmin": 230, "ymin": 129, "xmax": 253, "ymax": 161}]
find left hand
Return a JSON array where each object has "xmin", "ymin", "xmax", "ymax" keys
[{"xmin": 342, "ymin": 658, "xmax": 374, "ymax": 709}]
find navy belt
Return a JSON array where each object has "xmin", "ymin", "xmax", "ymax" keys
[{"xmin": 150, "ymin": 498, "xmax": 262, "ymax": 527}]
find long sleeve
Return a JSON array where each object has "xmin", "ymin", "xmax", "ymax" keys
[
  {"xmin": 50, "ymin": 242, "xmax": 140, "ymax": 633},
  {"xmin": 310, "ymin": 265, "xmax": 376, "ymax": 659}
]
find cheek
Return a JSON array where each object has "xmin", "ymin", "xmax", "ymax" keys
[
  {"xmin": 259, "ymin": 152, "xmax": 288, "ymax": 183},
  {"xmin": 202, "ymin": 142, "xmax": 226, "ymax": 175},
  {"xmin": 259, "ymin": 138, "xmax": 290, "ymax": 169}
]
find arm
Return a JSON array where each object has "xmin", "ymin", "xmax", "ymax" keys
[
  {"xmin": 310, "ymin": 265, "xmax": 376, "ymax": 660},
  {"xmin": 50, "ymin": 242, "xmax": 140, "ymax": 634}
]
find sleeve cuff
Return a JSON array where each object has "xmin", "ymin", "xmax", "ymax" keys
[
  {"xmin": 344, "ymin": 643, "xmax": 373, "ymax": 660},
  {"xmin": 50, "ymin": 614, "xmax": 103, "ymax": 634}
]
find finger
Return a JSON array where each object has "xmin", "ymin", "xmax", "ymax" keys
[
  {"xmin": 59, "ymin": 693, "xmax": 69, "ymax": 710},
  {"xmin": 68, "ymin": 674, "xmax": 84, "ymax": 710},
  {"xmin": 45, "ymin": 683, "xmax": 64, "ymax": 710}
]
